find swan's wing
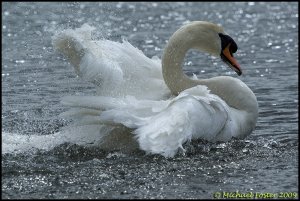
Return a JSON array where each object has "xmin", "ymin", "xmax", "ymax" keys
[
  {"xmin": 52, "ymin": 24, "xmax": 170, "ymax": 100},
  {"xmin": 61, "ymin": 85, "xmax": 230, "ymax": 157},
  {"xmin": 60, "ymin": 95, "xmax": 169, "ymax": 126},
  {"xmin": 132, "ymin": 94, "xmax": 229, "ymax": 157}
]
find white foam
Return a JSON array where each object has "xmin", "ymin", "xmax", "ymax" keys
[
  {"xmin": 2, "ymin": 125, "xmax": 109, "ymax": 155},
  {"xmin": 2, "ymin": 131, "xmax": 63, "ymax": 154}
]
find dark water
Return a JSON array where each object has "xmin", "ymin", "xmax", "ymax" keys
[{"xmin": 2, "ymin": 2, "xmax": 298, "ymax": 199}]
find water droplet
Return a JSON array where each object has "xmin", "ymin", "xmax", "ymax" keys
[
  {"xmin": 35, "ymin": 31, "xmax": 42, "ymax": 36},
  {"xmin": 265, "ymin": 59, "xmax": 277, "ymax": 63},
  {"xmin": 242, "ymin": 148, "xmax": 249, "ymax": 153},
  {"xmin": 15, "ymin": 60, "xmax": 25, "ymax": 64},
  {"xmin": 152, "ymin": 3, "xmax": 158, "ymax": 7},
  {"xmin": 186, "ymin": 61, "xmax": 192, "ymax": 65},
  {"xmin": 216, "ymin": 143, "xmax": 226, "ymax": 149},
  {"xmin": 145, "ymin": 40, "xmax": 153, "ymax": 44},
  {"xmin": 245, "ymin": 14, "xmax": 252, "ymax": 19}
]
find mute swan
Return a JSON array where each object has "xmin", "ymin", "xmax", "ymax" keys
[{"xmin": 52, "ymin": 21, "xmax": 258, "ymax": 157}]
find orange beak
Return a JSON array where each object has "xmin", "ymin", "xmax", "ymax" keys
[{"xmin": 222, "ymin": 44, "xmax": 242, "ymax": 75}]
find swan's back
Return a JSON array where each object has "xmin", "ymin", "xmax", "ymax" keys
[{"xmin": 52, "ymin": 24, "xmax": 170, "ymax": 100}]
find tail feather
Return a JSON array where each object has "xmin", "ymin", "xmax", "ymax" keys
[{"xmin": 61, "ymin": 96, "xmax": 126, "ymax": 110}]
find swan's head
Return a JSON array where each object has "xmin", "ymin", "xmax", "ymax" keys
[
  {"xmin": 181, "ymin": 21, "xmax": 242, "ymax": 76},
  {"xmin": 218, "ymin": 33, "xmax": 242, "ymax": 76}
]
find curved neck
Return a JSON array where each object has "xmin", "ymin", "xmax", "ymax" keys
[
  {"xmin": 162, "ymin": 23, "xmax": 213, "ymax": 95},
  {"xmin": 162, "ymin": 38, "xmax": 193, "ymax": 94},
  {"xmin": 161, "ymin": 23, "xmax": 258, "ymax": 116}
]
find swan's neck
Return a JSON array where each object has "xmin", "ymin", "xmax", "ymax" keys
[
  {"xmin": 162, "ymin": 22, "xmax": 220, "ymax": 95},
  {"xmin": 161, "ymin": 23, "xmax": 258, "ymax": 116},
  {"xmin": 162, "ymin": 36, "xmax": 194, "ymax": 94}
]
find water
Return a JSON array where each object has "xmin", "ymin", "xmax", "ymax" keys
[{"xmin": 2, "ymin": 2, "xmax": 298, "ymax": 199}]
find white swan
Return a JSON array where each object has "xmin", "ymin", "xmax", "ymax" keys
[{"xmin": 52, "ymin": 21, "xmax": 258, "ymax": 157}]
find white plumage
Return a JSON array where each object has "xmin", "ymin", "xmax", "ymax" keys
[
  {"xmin": 52, "ymin": 22, "xmax": 258, "ymax": 157},
  {"xmin": 53, "ymin": 24, "xmax": 169, "ymax": 100}
]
